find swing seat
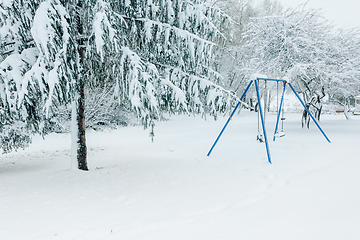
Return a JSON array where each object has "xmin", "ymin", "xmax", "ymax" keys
[
  {"xmin": 275, "ymin": 131, "xmax": 285, "ymax": 138},
  {"xmin": 257, "ymin": 134, "xmax": 264, "ymax": 142}
]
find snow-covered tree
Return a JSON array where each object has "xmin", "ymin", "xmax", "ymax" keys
[
  {"xmin": 205, "ymin": 0, "xmax": 253, "ymax": 94},
  {"xmin": 107, "ymin": 0, "xmax": 236, "ymax": 118},
  {"xmin": 240, "ymin": 7, "xmax": 331, "ymax": 86},
  {"xmin": 1, "ymin": 0, "xmax": 237, "ymax": 170},
  {"xmin": 324, "ymin": 28, "xmax": 360, "ymax": 119},
  {"xmin": 207, "ymin": 0, "xmax": 285, "ymax": 98},
  {"xmin": 235, "ymin": 3, "xmax": 360, "ymax": 123}
]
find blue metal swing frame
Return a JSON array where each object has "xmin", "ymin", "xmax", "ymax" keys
[{"xmin": 207, "ymin": 78, "xmax": 331, "ymax": 164}]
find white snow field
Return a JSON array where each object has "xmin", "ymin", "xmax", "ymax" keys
[{"xmin": 1, "ymin": 111, "xmax": 359, "ymax": 240}]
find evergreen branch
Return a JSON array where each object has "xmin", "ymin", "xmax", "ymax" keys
[{"xmin": 147, "ymin": 59, "xmax": 249, "ymax": 109}]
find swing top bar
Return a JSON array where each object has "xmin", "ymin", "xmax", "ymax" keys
[{"xmin": 256, "ymin": 78, "xmax": 287, "ymax": 83}]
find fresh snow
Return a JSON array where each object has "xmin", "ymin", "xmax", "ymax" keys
[{"xmin": 0, "ymin": 112, "xmax": 360, "ymax": 239}]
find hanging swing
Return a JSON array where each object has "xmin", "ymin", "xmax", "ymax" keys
[
  {"xmin": 257, "ymin": 108, "xmax": 264, "ymax": 142},
  {"xmin": 273, "ymin": 80, "xmax": 287, "ymax": 141},
  {"xmin": 256, "ymin": 79, "xmax": 266, "ymax": 142},
  {"xmin": 274, "ymin": 81, "xmax": 286, "ymax": 138}
]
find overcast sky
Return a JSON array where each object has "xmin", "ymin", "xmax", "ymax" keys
[{"xmin": 276, "ymin": 0, "xmax": 360, "ymax": 29}]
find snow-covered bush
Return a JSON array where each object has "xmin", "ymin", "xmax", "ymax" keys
[{"xmin": 44, "ymin": 86, "xmax": 136, "ymax": 133}]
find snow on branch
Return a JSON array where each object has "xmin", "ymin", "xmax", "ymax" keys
[
  {"xmin": 139, "ymin": 18, "xmax": 216, "ymax": 46},
  {"xmin": 93, "ymin": 0, "xmax": 124, "ymax": 60},
  {"xmin": 27, "ymin": 0, "xmax": 70, "ymax": 116},
  {"xmin": 31, "ymin": 1, "xmax": 69, "ymax": 62},
  {"xmin": 0, "ymin": 48, "xmax": 39, "ymax": 114}
]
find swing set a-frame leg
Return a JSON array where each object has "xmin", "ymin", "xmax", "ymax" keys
[
  {"xmin": 288, "ymin": 83, "xmax": 331, "ymax": 143},
  {"xmin": 255, "ymin": 80, "xmax": 272, "ymax": 164},
  {"xmin": 207, "ymin": 80, "xmax": 254, "ymax": 157}
]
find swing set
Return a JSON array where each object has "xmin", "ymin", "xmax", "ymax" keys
[{"xmin": 207, "ymin": 78, "xmax": 331, "ymax": 164}]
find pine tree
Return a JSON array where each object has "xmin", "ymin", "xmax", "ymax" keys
[{"xmin": 1, "ymin": 0, "xmax": 238, "ymax": 170}]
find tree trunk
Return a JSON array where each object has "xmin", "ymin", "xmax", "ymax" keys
[
  {"xmin": 76, "ymin": 0, "xmax": 88, "ymax": 171},
  {"xmin": 77, "ymin": 79, "xmax": 88, "ymax": 170},
  {"xmin": 344, "ymin": 99, "xmax": 350, "ymax": 120}
]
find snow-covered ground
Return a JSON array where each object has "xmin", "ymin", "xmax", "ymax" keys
[{"xmin": 1, "ymin": 111, "xmax": 359, "ymax": 240}]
